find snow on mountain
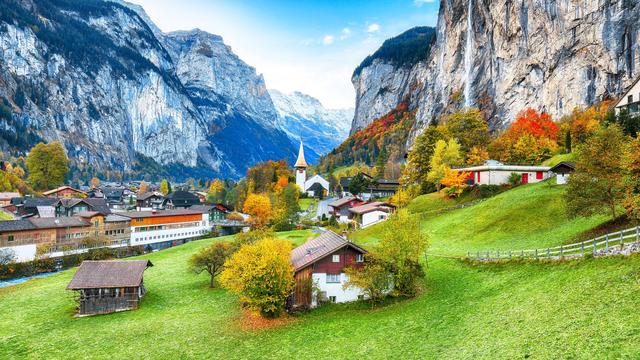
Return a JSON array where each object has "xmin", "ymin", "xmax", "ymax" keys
[{"xmin": 269, "ymin": 89, "xmax": 353, "ymax": 163}]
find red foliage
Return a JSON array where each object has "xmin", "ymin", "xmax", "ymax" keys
[
  {"xmin": 507, "ymin": 108, "xmax": 559, "ymax": 141},
  {"xmin": 350, "ymin": 101, "xmax": 415, "ymax": 150}
]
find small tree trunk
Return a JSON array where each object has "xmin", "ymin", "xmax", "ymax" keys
[{"xmin": 209, "ymin": 274, "xmax": 215, "ymax": 288}]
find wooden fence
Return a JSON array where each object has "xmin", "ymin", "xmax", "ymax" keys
[{"xmin": 468, "ymin": 226, "xmax": 640, "ymax": 261}]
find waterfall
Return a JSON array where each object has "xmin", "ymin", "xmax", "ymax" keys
[{"xmin": 464, "ymin": 0, "xmax": 474, "ymax": 108}]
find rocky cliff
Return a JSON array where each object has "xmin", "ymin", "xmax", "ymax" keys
[
  {"xmin": 269, "ymin": 89, "xmax": 352, "ymax": 163},
  {"xmin": 352, "ymin": 0, "xmax": 640, "ymax": 141},
  {"xmin": 0, "ymin": 0, "xmax": 296, "ymax": 180}
]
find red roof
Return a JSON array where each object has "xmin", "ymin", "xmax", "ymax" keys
[{"xmin": 290, "ymin": 231, "xmax": 366, "ymax": 272}]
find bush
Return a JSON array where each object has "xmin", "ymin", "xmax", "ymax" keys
[
  {"xmin": 508, "ymin": 173, "xmax": 522, "ymax": 186},
  {"xmin": 475, "ymin": 184, "xmax": 503, "ymax": 198}
]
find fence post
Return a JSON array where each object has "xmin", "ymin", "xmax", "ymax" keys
[
  {"xmin": 487, "ymin": 251, "xmax": 490, "ymax": 261},
  {"xmin": 547, "ymin": 247, "xmax": 550, "ymax": 258},
  {"xmin": 605, "ymin": 234, "xmax": 609, "ymax": 254},
  {"xmin": 509, "ymin": 250, "xmax": 512, "ymax": 260},
  {"xmin": 593, "ymin": 238, "xmax": 597, "ymax": 255},
  {"xmin": 535, "ymin": 249, "xmax": 538, "ymax": 260},
  {"xmin": 636, "ymin": 226, "xmax": 639, "ymax": 243},
  {"xmin": 620, "ymin": 230, "xmax": 624, "ymax": 250},
  {"xmin": 497, "ymin": 250, "xmax": 500, "ymax": 259},
  {"xmin": 581, "ymin": 242, "xmax": 584, "ymax": 257},
  {"xmin": 477, "ymin": 251, "xmax": 480, "ymax": 260},
  {"xmin": 560, "ymin": 245, "xmax": 564, "ymax": 258},
  {"xmin": 521, "ymin": 250, "xmax": 524, "ymax": 258}
]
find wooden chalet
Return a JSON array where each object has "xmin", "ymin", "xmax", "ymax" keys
[
  {"xmin": 67, "ymin": 260, "xmax": 153, "ymax": 316},
  {"xmin": 42, "ymin": 186, "xmax": 87, "ymax": 199}
]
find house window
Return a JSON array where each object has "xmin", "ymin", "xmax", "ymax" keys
[
  {"xmin": 332, "ymin": 254, "xmax": 340, "ymax": 263},
  {"xmin": 328, "ymin": 296, "xmax": 337, "ymax": 303},
  {"xmin": 7, "ymin": 235, "xmax": 14, "ymax": 242},
  {"xmin": 629, "ymin": 95, "xmax": 634, "ymax": 104},
  {"xmin": 326, "ymin": 274, "xmax": 341, "ymax": 283},
  {"xmin": 356, "ymin": 254, "xmax": 364, "ymax": 263}
]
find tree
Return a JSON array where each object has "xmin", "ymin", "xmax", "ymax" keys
[
  {"xmin": 271, "ymin": 183, "xmax": 301, "ymax": 231},
  {"xmin": 567, "ymin": 124, "xmax": 627, "ymax": 219},
  {"xmin": 466, "ymin": 146, "xmax": 489, "ymax": 165},
  {"xmin": 207, "ymin": 179, "xmax": 225, "ymax": 203},
  {"xmin": 160, "ymin": 179, "xmax": 170, "ymax": 195},
  {"xmin": 443, "ymin": 108, "xmax": 490, "ymax": 153},
  {"xmin": 243, "ymin": 193, "xmax": 272, "ymax": 229},
  {"xmin": 26, "ymin": 142, "xmax": 68, "ymax": 190},
  {"xmin": 401, "ymin": 125, "xmax": 444, "ymax": 192},
  {"xmin": 343, "ymin": 253, "xmax": 392, "ymax": 308},
  {"xmin": 389, "ymin": 186, "xmax": 419, "ymax": 208},
  {"xmin": 220, "ymin": 238, "xmax": 294, "ymax": 318},
  {"xmin": 374, "ymin": 148, "xmax": 388, "ymax": 179},
  {"xmin": 90, "ymin": 177, "xmax": 100, "ymax": 189},
  {"xmin": 427, "ymin": 139, "xmax": 462, "ymax": 190},
  {"xmin": 623, "ymin": 136, "xmax": 640, "ymax": 221},
  {"xmin": 0, "ymin": 248, "xmax": 15, "ymax": 265},
  {"xmin": 441, "ymin": 168, "xmax": 469, "ymax": 198},
  {"xmin": 190, "ymin": 242, "xmax": 234, "ymax": 288},
  {"xmin": 139, "ymin": 180, "xmax": 149, "ymax": 194},
  {"xmin": 348, "ymin": 173, "xmax": 370, "ymax": 196}
]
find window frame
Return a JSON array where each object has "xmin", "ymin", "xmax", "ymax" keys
[
  {"xmin": 332, "ymin": 254, "xmax": 340, "ymax": 263},
  {"xmin": 326, "ymin": 273, "xmax": 341, "ymax": 283}
]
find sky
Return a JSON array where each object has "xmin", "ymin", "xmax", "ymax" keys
[{"xmin": 129, "ymin": 0, "xmax": 440, "ymax": 109}]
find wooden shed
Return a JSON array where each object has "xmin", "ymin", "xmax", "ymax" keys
[{"xmin": 67, "ymin": 260, "xmax": 153, "ymax": 316}]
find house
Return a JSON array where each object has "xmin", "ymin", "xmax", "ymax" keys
[
  {"xmin": 190, "ymin": 203, "xmax": 230, "ymax": 222},
  {"xmin": 294, "ymin": 142, "xmax": 330, "ymax": 197},
  {"xmin": 614, "ymin": 77, "xmax": 640, "ymax": 116},
  {"xmin": 42, "ymin": 186, "xmax": 87, "ymax": 198},
  {"xmin": 121, "ymin": 209, "xmax": 210, "ymax": 251},
  {"xmin": 340, "ymin": 173, "xmax": 400, "ymax": 199},
  {"xmin": 136, "ymin": 192, "xmax": 164, "ymax": 210},
  {"xmin": 19, "ymin": 197, "xmax": 58, "ymax": 217},
  {"xmin": 162, "ymin": 191, "xmax": 201, "ymax": 209},
  {"xmin": 55, "ymin": 198, "xmax": 111, "ymax": 217},
  {"xmin": 348, "ymin": 202, "xmax": 396, "ymax": 228},
  {"xmin": 328, "ymin": 196, "xmax": 366, "ymax": 223},
  {"xmin": 0, "ymin": 192, "xmax": 20, "ymax": 206},
  {"xmin": 76, "ymin": 212, "xmax": 131, "ymax": 248},
  {"xmin": 455, "ymin": 160, "xmax": 551, "ymax": 185},
  {"xmin": 549, "ymin": 162, "xmax": 576, "ymax": 185},
  {"xmin": 66, "ymin": 260, "xmax": 153, "ymax": 316},
  {"xmin": 290, "ymin": 231, "xmax": 366, "ymax": 308},
  {"xmin": 194, "ymin": 191, "xmax": 208, "ymax": 203},
  {"xmin": 101, "ymin": 187, "xmax": 126, "ymax": 210}
]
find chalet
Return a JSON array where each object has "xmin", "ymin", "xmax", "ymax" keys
[
  {"xmin": 0, "ymin": 192, "xmax": 20, "ymax": 206},
  {"xmin": 136, "ymin": 192, "xmax": 164, "ymax": 210},
  {"xmin": 55, "ymin": 198, "xmax": 111, "ymax": 217},
  {"xmin": 75, "ymin": 212, "xmax": 131, "ymax": 248},
  {"xmin": 121, "ymin": 209, "xmax": 210, "ymax": 251},
  {"xmin": 190, "ymin": 203, "xmax": 230, "ymax": 222},
  {"xmin": 349, "ymin": 202, "xmax": 396, "ymax": 229},
  {"xmin": 290, "ymin": 231, "xmax": 366, "ymax": 308},
  {"xmin": 194, "ymin": 191, "xmax": 208, "ymax": 203},
  {"xmin": 101, "ymin": 187, "xmax": 126, "ymax": 210},
  {"xmin": 328, "ymin": 196, "xmax": 366, "ymax": 223},
  {"xmin": 162, "ymin": 191, "xmax": 201, "ymax": 209},
  {"xmin": 455, "ymin": 160, "xmax": 551, "ymax": 185},
  {"xmin": 42, "ymin": 186, "xmax": 87, "ymax": 198},
  {"xmin": 294, "ymin": 142, "xmax": 330, "ymax": 197},
  {"xmin": 340, "ymin": 173, "xmax": 400, "ymax": 199},
  {"xmin": 614, "ymin": 76, "xmax": 640, "ymax": 116},
  {"xmin": 67, "ymin": 260, "xmax": 153, "ymax": 316},
  {"xmin": 18, "ymin": 197, "xmax": 58, "ymax": 217},
  {"xmin": 549, "ymin": 162, "xmax": 576, "ymax": 185}
]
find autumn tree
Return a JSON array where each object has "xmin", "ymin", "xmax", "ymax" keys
[
  {"xmin": 401, "ymin": 126, "xmax": 444, "ymax": 193},
  {"xmin": 443, "ymin": 108, "xmax": 490, "ymax": 153},
  {"xmin": 190, "ymin": 241, "xmax": 234, "ymax": 288},
  {"xmin": 90, "ymin": 177, "xmax": 100, "ymax": 189},
  {"xmin": 344, "ymin": 253, "xmax": 391, "ymax": 308},
  {"xmin": 389, "ymin": 186, "xmax": 419, "ymax": 208},
  {"xmin": 427, "ymin": 138, "xmax": 462, "ymax": 190},
  {"xmin": 220, "ymin": 238, "xmax": 294, "ymax": 317},
  {"xmin": 139, "ymin": 180, "xmax": 149, "ymax": 194},
  {"xmin": 26, "ymin": 141, "xmax": 69, "ymax": 190},
  {"xmin": 207, "ymin": 179, "xmax": 225, "ymax": 203},
  {"xmin": 271, "ymin": 183, "xmax": 300, "ymax": 231},
  {"xmin": 275, "ymin": 175, "xmax": 289, "ymax": 190},
  {"xmin": 623, "ymin": 136, "xmax": 640, "ymax": 221},
  {"xmin": 160, "ymin": 179, "xmax": 170, "ymax": 195},
  {"xmin": 243, "ymin": 193, "xmax": 272, "ymax": 229},
  {"xmin": 441, "ymin": 168, "xmax": 469, "ymax": 198},
  {"xmin": 466, "ymin": 146, "xmax": 489, "ymax": 165},
  {"xmin": 567, "ymin": 124, "xmax": 627, "ymax": 219}
]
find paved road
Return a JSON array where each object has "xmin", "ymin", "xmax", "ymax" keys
[{"xmin": 316, "ymin": 197, "xmax": 336, "ymax": 220}]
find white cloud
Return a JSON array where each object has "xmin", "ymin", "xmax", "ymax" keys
[
  {"xmin": 339, "ymin": 27, "xmax": 352, "ymax": 40},
  {"xmin": 322, "ymin": 35, "xmax": 334, "ymax": 45},
  {"xmin": 413, "ymin": 0, "xmax": 435, "ymax": 6},
  {"xmin": 367, "ymin": 23, "xmax": 380, "ymax": 33}
]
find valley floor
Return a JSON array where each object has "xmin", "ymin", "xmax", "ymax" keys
[{"xmin": 1, "ymin": 181, "xmax": 638, "ymax": 359}]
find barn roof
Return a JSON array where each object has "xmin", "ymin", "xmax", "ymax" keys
[
  {"xmin": 349, "ymin": 202, "xmax": 396, "ymax": 215},
  {"xmin": 67, "ymin": 260, "xmax": 153, "ymax": 289},
  {"xmin": 549, "ymin": 162, "xmax": 576, "ymax": 174},
  {"xmin": 328, "ymin": 196, "xmax": 361, "ymax": 209},
  {"xmin": 290, "ymin": 230, "xmax": 366, "ymax": 272}
]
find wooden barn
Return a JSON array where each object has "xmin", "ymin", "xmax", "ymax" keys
[{"xmin": 67, "ymin": 260, "xmax": 153, "ymax": 316}]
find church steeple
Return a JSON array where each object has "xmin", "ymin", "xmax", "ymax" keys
[{"xmin": 294, "ymin": 141, "xmax": 308, "ymax": 168}]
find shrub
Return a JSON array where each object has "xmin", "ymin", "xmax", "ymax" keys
[{"xmin": 508, "ymin": 173, "xmax": 522, "ymax": 186}]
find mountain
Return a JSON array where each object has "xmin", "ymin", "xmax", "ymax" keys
[
  {"xmin": 0, "ymin": 0, "xmax": 296, "ymax": 181},
  {"xmin": 351, "ymin": 0, "xmax": 640, "ymax": 141},
  {"xmin": 269, "ymin": 89, "xmax": 353, "ymax": 164}
]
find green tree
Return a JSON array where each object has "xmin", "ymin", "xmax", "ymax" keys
[
  {"xmin": 623, "ymin": 136, "xmax": 640, "ymax": 221},
  {"xmin": 348, "ymin": 173, "xmax": 370, "ymax": 196},
  {"xmin": 443, "ymin": 108, "xmax": 490, "ymax": 153},
  {"xmin": 343, "ymin": 253, "xmax": 391, "ymax": 308},
  {"xmin": 220, "ymin": 238, "xmax": 294, "ymax": 318},
  {"xmin": 26, "ymin": 142, "xmax": 68, "ymax": 190},
  {"xmin": 567, "ymin": 124, "xmax": 627, "ymax": 219},
  {"xmin": 401, "ymin": 125, "xmax": 444, "ymax": 193},
  {"xmin": 160, "ymin": 179, "xmax": 170, "ymax": 195},
  {"xmin": 427, "ymin": 138, "xmax": 462, "ymax": 190},
  {"xmin": 272, "ymin": 183, "xmax": 301, "ymax": 231},
  {"xmin": 190, "ymin": 242, "xmax": 234, "ymax": 288},
  {"xmin": 374, "ymin": 147, "xmax": 388, "ymax": 179}
]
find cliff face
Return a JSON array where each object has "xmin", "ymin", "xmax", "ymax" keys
[
  {"xmin": 352, "ymin": 0, "xmax": 640, "ymax": 141},
  {"xmin": 0, "ymin": 0, "xmax": 295, "ymax": 180}
]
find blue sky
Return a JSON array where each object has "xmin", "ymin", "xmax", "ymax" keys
[{"xmin": 130, "ymin": 0, "xmax": 440, "ymax": 109}]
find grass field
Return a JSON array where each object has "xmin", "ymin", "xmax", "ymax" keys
[
  {"xmin": 1, "ymin": 180, "xmax": 638, "ymax": 359},
  {"xmin": 298, "ymin": 198, "xmax": 317, "ymax": 212}
]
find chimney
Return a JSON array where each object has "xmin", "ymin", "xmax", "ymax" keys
[{"xmin": 341, "ymin": 231, "xmax": 348, "ymax": 241}]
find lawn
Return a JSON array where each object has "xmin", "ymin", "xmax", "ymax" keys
[
  {"xmin": 542, "ymin": 152, "xmax": 575, "ymax": 166},
  {"xmin": 298, "ymin": 198, "xmax": 317, "ymax": 212},
  {"xmin": 1, "ymin": 182, "xmax": 638, "ymax": 359}
]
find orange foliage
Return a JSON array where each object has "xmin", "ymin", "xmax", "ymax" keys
[
  {"xmin": 242, "ymin": 193, "xmax": 272, "ymax": 229},
  {"xmin": 506, "ymin": 108, "xmax": 558, "ymax": 141},
  {"xmin": 350, "ymin": 101, "xmax": 415, "ymax": 150},
  {"xmin": 275, "ymin": 175, "xmax": 288, "ymax": 190},
  {"xmin": 441, "ymin": 168, "xmax": 469, "ymax": 189}
]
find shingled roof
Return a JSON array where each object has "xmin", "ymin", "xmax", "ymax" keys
[
  {"xmin": 290, "ymin": 231, "xmax": 366, "ymax": 272},
  {"xmin": 67, "ymin": 260, "xmax": 153, "ymax": 289},
  {"xmin": 328, "ymin": 196, "xmax": 361, "ymax": 209}
]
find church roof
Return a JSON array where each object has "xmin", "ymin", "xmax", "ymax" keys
[{"xmin": 294, "ymin": 142, "xmax": 308, "ymax": 168}]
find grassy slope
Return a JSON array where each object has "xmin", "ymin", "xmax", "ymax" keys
[
  {"xmin": 298, "ymin": 198, "xmax": 316, "ymax": 212},
  {"xmin": 2, "ymin": 182, "xmax": 639, "ymax": 359},
  {"xmin": 542, "ymin": 152, "xmax": 575, "ymax": 166}
]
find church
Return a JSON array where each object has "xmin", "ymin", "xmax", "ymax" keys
[{"xmin": 295, "ymin": 142, "xmax": 330, "ymax": 198}]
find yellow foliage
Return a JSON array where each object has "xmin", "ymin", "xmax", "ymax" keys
[
  {"xmin": 441, "ymin": 167, "xmax": 469, "ymax": 189},
  {"xmin": 243, "ymin": 193, "xmax": 272, "ymax": 229}
]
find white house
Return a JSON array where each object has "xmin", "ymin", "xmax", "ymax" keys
[
  {"xmin": 549, "ymin": 162, "xmax": 575, "ymax": 185},
  {"xmin": 348, "ymin": 202, "xmax": 396, "ymax": 229},
  {"xmin": 294, "ymin": 142, "xmax": 330, "ymax": 197},
  {"xmin": 455, "ymin": 160, "xmax": 551, "ymax": 185},
  {"xmin": 290, "ymin": 231, "xmax": 367, "ymax": 308},
  {"xmin": 614, "ymin": 77, "xmax": 640, "ymax": 115}
]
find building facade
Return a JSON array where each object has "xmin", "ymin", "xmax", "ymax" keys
[
  {"xmin": 123, "ymin": 209, "xmax": 210, "ymax": 250},
  {"xmin": 456, "ymin": 161, "xmax": 551, "ymax": 185}
]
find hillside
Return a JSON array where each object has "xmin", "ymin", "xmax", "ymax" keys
[{"xmin": 2, "ymin": 181, "xmax": 640, "ymax": 358}]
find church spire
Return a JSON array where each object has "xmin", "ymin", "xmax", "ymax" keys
[{"xmin": 294, "ymin": 141, "xmax": 308, "ymax": 168}]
